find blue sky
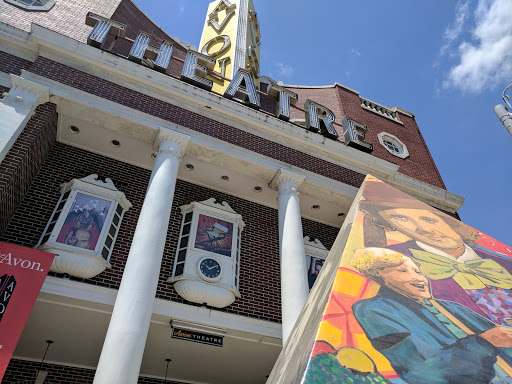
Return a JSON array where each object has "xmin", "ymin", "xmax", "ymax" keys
[{"xmin": 134, "ymin": 0, "xmax": 512, "ymax": 245}]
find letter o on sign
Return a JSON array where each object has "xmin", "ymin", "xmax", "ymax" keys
[{"xmin": 201, "ymin": 35, "xmax": 231, "ymax": 58}]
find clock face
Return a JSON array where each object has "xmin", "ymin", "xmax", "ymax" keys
[{"xmin": 198, "ymin": 258, "xmax": 222, "ymax": 281}]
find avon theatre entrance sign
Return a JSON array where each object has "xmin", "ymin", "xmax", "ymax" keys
[{"xmin": 0, "ymin": 242, "xmax": 55, "ymax": 380}]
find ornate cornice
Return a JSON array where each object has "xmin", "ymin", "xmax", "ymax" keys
[
  {"xmin": 3, "ymin": 75, "xmax": 50, "ymax": 109},
  {"xmin": 269, "ymin": 169, "xmax": 306, "ymax": 193}
]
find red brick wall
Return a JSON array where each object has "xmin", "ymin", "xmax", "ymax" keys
[
  {"xmin": 4, "ymin": 359, "xmax": 186, "ymax": 384},
  {"xmin": 0, "ymin": 50, "xmax": 33, "ymax": 76},
  {"xmin": 0, "ymin": 143, "xmax": 339, "ymax": 323},
  {"xmin": 27, "ymin": 56, "xmax": 366, "ymax": 188},
  {"xmin": 335, "ymin": 86, "xmax": 446, "ymax": 189},
  {"xmin": 0, "ymin": 103, "xmax": 58, "ymax": 236}
]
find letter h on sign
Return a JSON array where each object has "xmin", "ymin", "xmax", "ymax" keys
[{"xmin": 128, "ymin": 32, "xmax": 174, "ymax": 73}]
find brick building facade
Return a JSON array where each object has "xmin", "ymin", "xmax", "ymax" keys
[{"xmin": 0, "ymin": 0, "xmax": 464, "ymax": 383}]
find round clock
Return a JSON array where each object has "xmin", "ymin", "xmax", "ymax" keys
[{"xmin": 198, "ymin": 258, "xmax": 222, "ymax": 282}]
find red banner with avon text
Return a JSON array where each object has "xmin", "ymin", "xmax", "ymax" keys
[{"xmin": 0, "ymin": 242, "xmax": 55, "ymax": 380}]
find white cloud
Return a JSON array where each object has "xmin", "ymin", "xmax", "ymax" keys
[
  {"xmin": 440, "ymin": 1, "xmax": 469, "ymax": 56},
  {"xmin": 443, "ymin": 0, "xmax": 512, "ymax": 93},
  {"xmin": 351, "ymin": 48, "xmax": 361, "ymax": 57},
  {"xmin": 177, "ymin": 1, "xmax": 185, "ymax": 16},
  {"xmin": 276, "ymin": 62, "xmax": 295, "ymax": 78}
]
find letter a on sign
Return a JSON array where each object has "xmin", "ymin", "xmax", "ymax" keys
[{"xmin": 0, "ymin": 242, "xmax": 55, "ymax": 381}]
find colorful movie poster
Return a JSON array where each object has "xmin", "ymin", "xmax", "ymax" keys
[
  {"xmin": 307, "ymin": 257, "xmax": 325, "ymax": 290},
  {"xmin": 56, "ymin": 193, "xmax": 111, "ymax": 251},
  {"xmin": 194, "ymin": 214, "xmax": 233, "ymax": 257},
  {"xmin": 0, "ymin": 243, "xmax": 55, "ymax": 381},
  {"xmin": 294, "ymin": 175, "xmax": 512, "ymax": 384}
]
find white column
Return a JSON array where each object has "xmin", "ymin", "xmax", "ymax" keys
[
  {"xmin": 270, "ymin": 169, "xmax": 309, "ymax": 344},
  {"xmin": 93, "ymin": 128, "xmax": 190, "ymax": 384},
  {"xmin": 0, "ymin": 75, "xmax": 50, "ymax": 163}
]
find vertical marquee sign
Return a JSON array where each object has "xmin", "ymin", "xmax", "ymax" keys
[{"xmin": 0, "ymin": 242, "xmax": 55, "ymax": 380}]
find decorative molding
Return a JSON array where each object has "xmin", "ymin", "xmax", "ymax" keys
[
  {"xmin": 269, "ymin": 169, "xmax": 306, "ymax": 192},
  {"xmin": 48, "ymin": 252, "xmax": 110, "ymax": 279},
  {"xmin": 154, "ymin": 126, "xmax": 191, "ymax": 159},
  {"xmin": 0, "ymin": 21, "xmax": 31, "ymax": 42},
  {"xmin": 303, "ymin": 236, "xmax": 328, "ymax": 250},
  {"xmin": 3, "ymin": 75, "xmax": 49, "ymax": 109},
  {"xmin": 79, "ymin": 174, "xmax": 118, "ymax": 191},
  {"xmin": 199, "ymin": 198, "xmax": 237, "ymax": 214},
  {"xmin": 360, "ymin": 97, "xmax": 403, "ymax": 124},
  {"xmin": 303, "ymin": 236, "xmax": 329, "ymax": 260},
  {"xmin": 391, "ymin": 106, "xmax": 414, "ymax": 118},
  {"xmin": 174, "ymin": 280, "xmax": 236, "ymax": 308}
]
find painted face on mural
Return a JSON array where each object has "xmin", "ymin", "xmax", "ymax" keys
[
  {"xmin": 378, "ymin": 257, "xmax": 431, "ymax": 300},
  {"xmin": 379, "ymin": 208, "xmax": 464, "ymax": 251},
  {"xmin": 65, "ymin": 228, "xmax": 92, "ymax": 249}
]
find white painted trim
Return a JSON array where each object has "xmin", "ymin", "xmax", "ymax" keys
[{"xmin": 40, "ymin": 276, "xmax": 282, "ymax": 340}]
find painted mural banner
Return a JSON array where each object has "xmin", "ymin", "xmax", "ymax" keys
[
  {"xmin": 268, "ymin": 175, "xmax": 512, "ymax": 384},
  {"xmin": 0, "ymin": 242, "xmax": 55, "ymax": 381}
]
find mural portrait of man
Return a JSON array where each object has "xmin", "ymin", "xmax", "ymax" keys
[
  {"xmin": 360, "ymin": 180, "xmax": 512, "ymax": 325},
  {"xmin": 352, "ymin": 247, "xmax": 512, "ymax": 384}
]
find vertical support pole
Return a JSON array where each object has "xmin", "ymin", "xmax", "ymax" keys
[
  {"xmin": 93, "ymin": 129, "xmax": 190, "ymax": 384},
  {"xmin": 270, "ymin": 169, "xmax": 309, "ymax": 345}
]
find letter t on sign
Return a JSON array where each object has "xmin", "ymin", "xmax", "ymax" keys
[{"xmin": 268, "ymin": 83, "xmax": 298, "ymax": 121}]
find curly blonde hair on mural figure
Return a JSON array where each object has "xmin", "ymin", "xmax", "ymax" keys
[{"xmin": 353, "ymin": 248, "xmax": 413, "ymax": 285}]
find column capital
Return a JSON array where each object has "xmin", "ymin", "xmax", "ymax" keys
[
  {"xmin": 269, "ymin": 169, "xmax": 306, "ymax": 192},
  {"xmin": 153, "ymin": 127, "xmax": 191, "ymax": 160},
  {"xmin": 3, "ymin": 75, "xmax": 50, "ymax": 109}
]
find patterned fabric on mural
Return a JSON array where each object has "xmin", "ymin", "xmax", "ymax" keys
[{"xmin": 467, "ymin": 287, "xmax": 512, "ymax": 326}]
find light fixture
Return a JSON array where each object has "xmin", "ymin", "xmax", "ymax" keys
[
  {"xmin": 311, "ymin": 204, "xmax": 320, "ymax": 211},
  {"xmin": 253, "ymin": 186, "xmax": 262, "ymax": 192},
  {"xmin": 111, "ymin": 139, "xmax": 121, "ymax": 147},
  {"xmin": 35, "ymin": 340, "xmax": 54, "ymax": 384},
  {"xmin": 185, "ymin": 164, "xmax": 195, "ymax": 171},
  {"xmin": 163, "ymin": 358, "xmax": 172, "ymax": 383},
  {"xmin": 494, "ymin": 82, "xmax": 512, "ymax": 136},
  {"xmin": 220, "ymin": 175, "xmax": 229, "ymax": 182},
  {"xmin": 69, "ymin": 125, "xmax": 80, "ymax": 134}
]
